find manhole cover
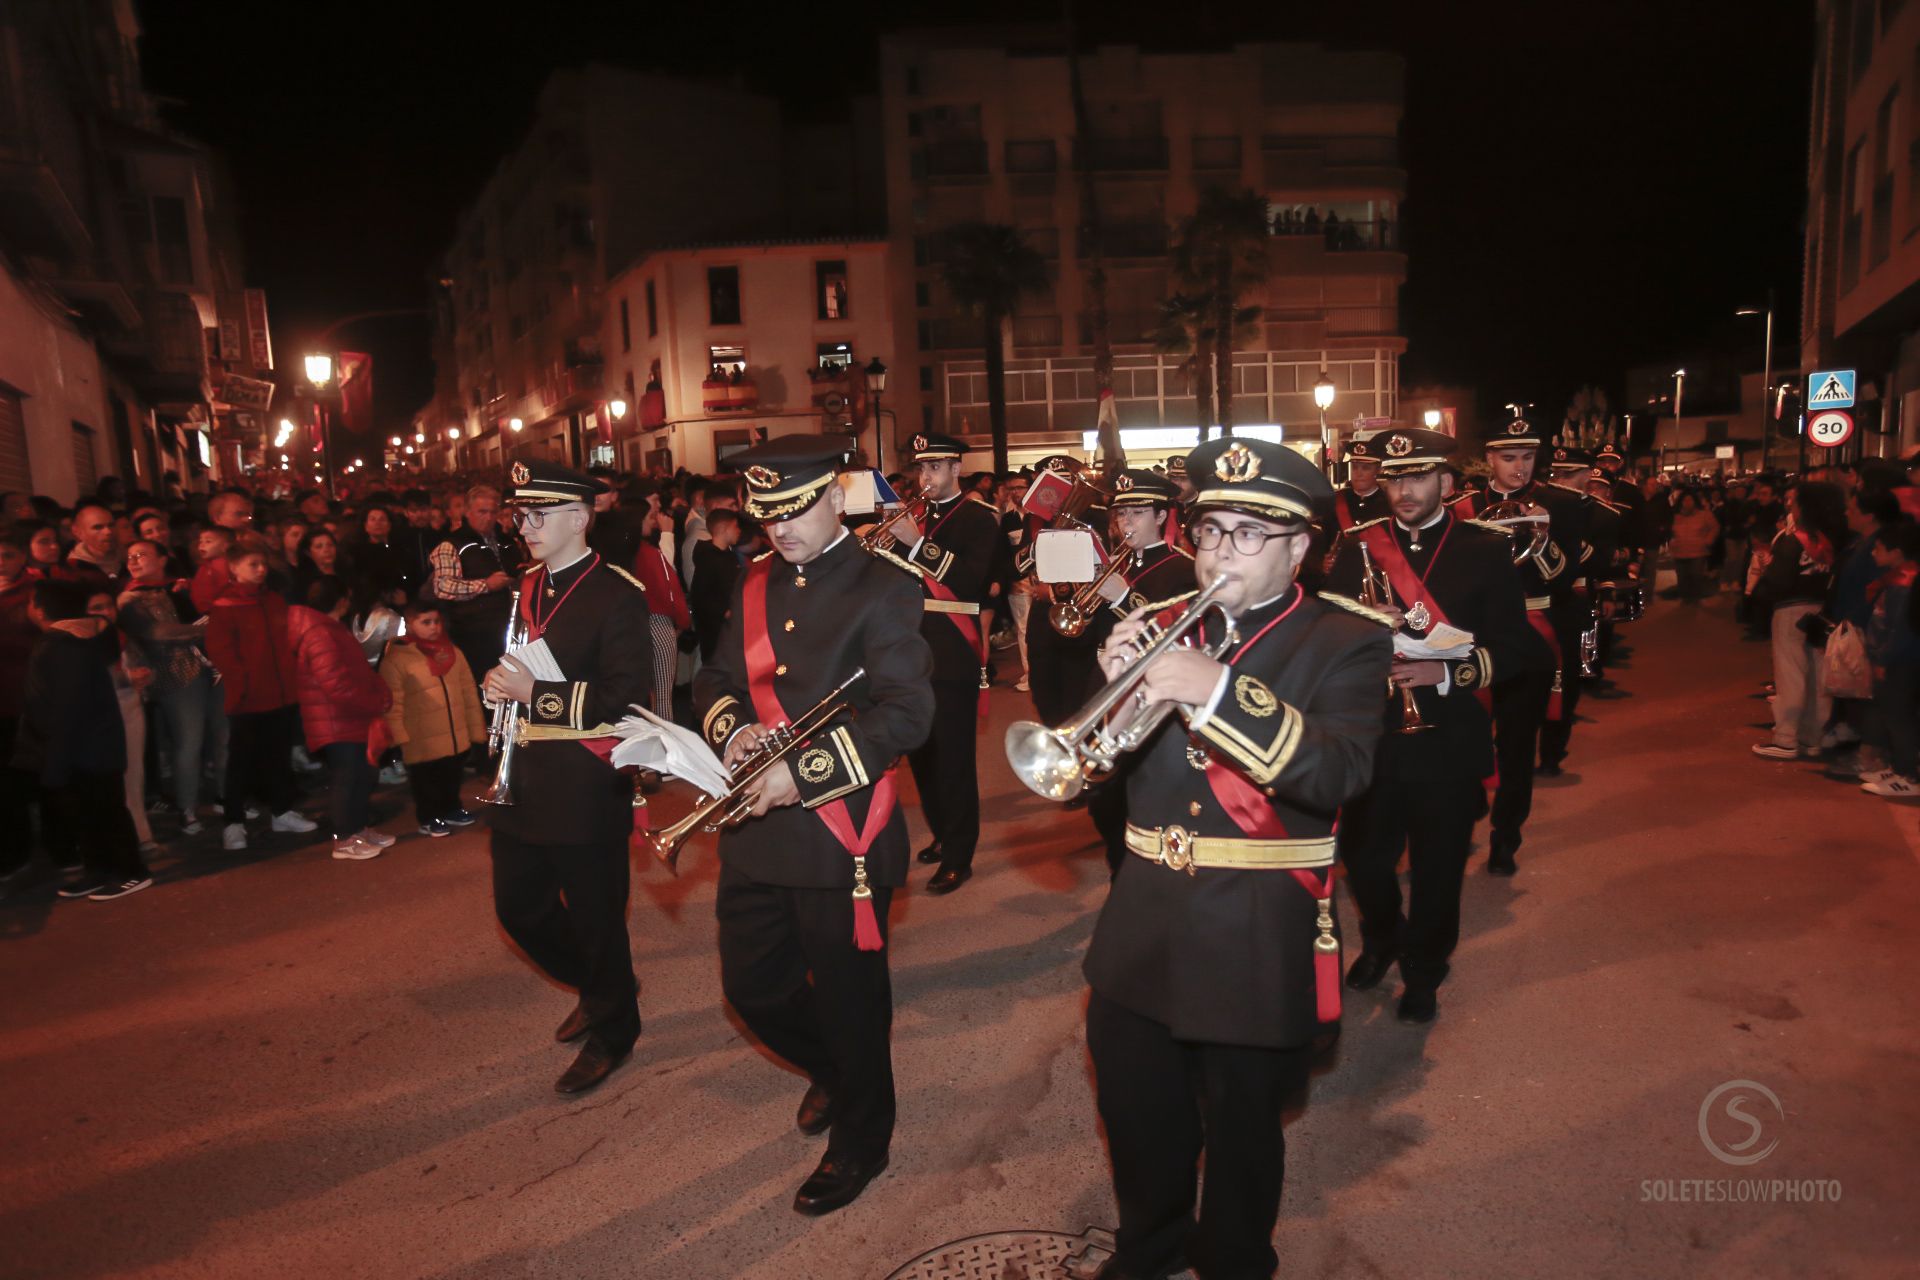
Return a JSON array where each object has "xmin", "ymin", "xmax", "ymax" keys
[{"xmin": 883, "ymin": 1226, "xmax": 1116, "ymax": 1280}]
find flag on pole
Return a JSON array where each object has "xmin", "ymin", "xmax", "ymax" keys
[{"xmin": 1095, "ymin": 386, "xmax": 1124, "ymax": 472}]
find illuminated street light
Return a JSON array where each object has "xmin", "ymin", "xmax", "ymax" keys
[
  {"xmin": 509, "ymin": 417, "xmax": 524, "ymax": 432},
  {"xmin": 352, "ymin": 457, "xmax": 363, "ymax": 468},
  {"xmin": 447, "ymin": 427, "xmax": 461, "ymax": 440},
  {"xmin": 864, "ymin": 357, "xmax": 889, "ymax": 468},
  {"xmin": 304, "ymin": 354, "xmax": 334, "ymax": 387},
  {"xmin": 609, "ymin": 399, "xmax": 628, "ymax": 420},
  {"xmin": 1423, "ymin": 408, "xmax": 1442, "ymax": 429},
  {"xmin": 414, "ymin": 431, "xmax": 425, "ymax": 444},
  {"xmin": 390, "ymin": 435, "xmax": 403, "ymax": 447},
  {"xmin": 1312, "ymin": 371, "xmax": 1336, "ymax": 473}
]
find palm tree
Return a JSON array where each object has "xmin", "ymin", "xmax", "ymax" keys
[
  {"xmin": 1066, "ymin": 1, "xmax": 1122, "ymax": 476},
  {"xmin": 1153, "ymin": 291, "xmax": 1215, "ymax": 441},
  {"xmin": 1173, "ymin": 188, "xmax": 1271, "ymax": 436},
  {"xmin": 940, "ymin": 221, "xmax": 1051, "ymax": 473}
]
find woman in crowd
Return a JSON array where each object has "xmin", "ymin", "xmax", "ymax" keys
[
  {"xmin": 83, "ymin": 589, "xmax": 157, "ymax": 851},
  {"xmin": 353, "ymin": 504, "xmax": 411, "ymax": 601},
  {"xmin": 1668, "ymin": 490, "xmax": 1720, "ymax": 604},
  {"xmin": 297, "ymin": 529, "xmax": 347, "ymax": 609},
  {"xmin": 629, "ymin": 492, "xmax": 690, "ymax": 719},
  {"xmin": 23, "ymin": 523, "xmax": 62, "ymax": 577},
  {"xmin": 1752, "ymin": 482, "xmax": 1849, "ymax": 760},
  {"xmin": 116, "ymin": 539, "xmax": 226, "ymax": 836}
]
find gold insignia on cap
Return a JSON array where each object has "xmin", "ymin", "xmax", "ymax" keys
[
  {"xmin": 743, "ymin": 464, "xmax": 782, "ymax": 489},
  {"xmin": 1234, "ymin": 674, "xmax": 1278, "ymax": 717},
  {"xmin": 1454, "ymin": 661, "xmax": 1478, "ymax": 688},
  {"xmin": 798, "ymin": 747, "xmax": 835, "ymax": 784},
  {"xmin": 1215, "ymin": 442, "xmax": 1261, "ymax": 482},
  {"xmin": 1506, "ymin": 421, "xmax": 1529, "ymax": 435},
  {"xmin": 1114, "ymin": 474, "xmax": 1134, "ymax": 492},
  {"xmin": 535, "ymin": 691, "xmax": 564, "ymax": 718},
  {"xmin": 1385, "ymin": 433, "xmax": 1414, "ymax": 457},
  {"xmin": 1045, "ymin": 456, "xmax": 1069, "ymax": 472},
  {"xmin": 510, "ymin": 461, "xmax": 531, "ymax": 485},
  {"xmin": 912, "ymin": 434, "xmax": 929, "ymax": 452},
  {"xmin": 1555, "ymin": 448, "xmax": 1568, "ymax": 461}
]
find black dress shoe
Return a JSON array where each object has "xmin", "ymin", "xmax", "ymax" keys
[
  {"xmin": 796, "ymin": 1081, "xmax": 833, "ymax": 1136},
  {"xmin": 925, "ymin": 867, "xmax": 970, "ymax": 895},
  {"xmin": 1344, "ymin": 951, "xmax": 1397, "ymax": 990},
  {"xmin": 1397, "ymin": 988, "xmax": 1438, "ymax": 1024},
  {"xmin": 554, "ymin": 1004, "xmax": 591, "ymax": 1044},
  {"xmin": 1487, "ymin": 832, "xmax": 1519, "ymax": 877},
  {"xmin": 915, "ymin": 841, "xmax": 943, "ymax": 865},
  {"xmin": 1534, "ymin": 761, "xmax": 1564, "ymax": 778},
  {"xmin": 792, "ymin": 1152, "xmax": 889, "ymax": 1215},
  {"xmin": 554, "ymin": 1042, "xmax": 630, "ymax": 1094}
]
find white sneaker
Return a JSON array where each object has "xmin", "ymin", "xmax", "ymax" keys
[
  {"xmin": 1863, "ymin": 774, "xmax": 1920, "ymax": 799},
  {"xmin": 270, "ymin": 809, "xmax": 318, "ymax": 833},
  {"xmin": 245, "ymin": 806, "xmax": 262, "ymax": 820},
  {"xmin": 378, "ymin": 763, "xmax": 408, "ymax": 786},
  {"xmin": 355, "ymin": 828, "xmax": 396, "ymax": 848},
  {"xmin": 1858, "ymin": 769, "xmax": 1896, "ymax": 789},
  {"xmin": 222, "ymin": 823, "xmax": 249, "ymax": 851},
  {"xmin": 179, "ymin": 819, "xmax": 203, "ymax": 836},
  {"xmin": 1015, "ymin": 676, "xmax": 1031, "ymax": 692},
  {"xmin": 331, "ymin": 837, "xmax": 383, "ymax": 861},
  {"xmin": 1751, "ymin": 743, "xmax": 1800, "ymax": 760}
]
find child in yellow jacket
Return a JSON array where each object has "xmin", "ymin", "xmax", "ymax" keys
[{"xmin": 380, "ymin": 600, "xmax": 487, "ymax": 837}]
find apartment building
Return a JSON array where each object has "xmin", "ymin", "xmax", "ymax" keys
[
  {"xmin": 878, "ymin": 30, "xmax": 1406, "ymax": 470},
  {"xmin": 0, "ymin": 0, "xmax": 264, "ymax": 501},
  {"xmin": 601, "ymin": 240, "xmax": 891, "ymax": 474},
  {"xmin": 1803, "ymin": 0, "xmax": 1920, "ymax": 457}
]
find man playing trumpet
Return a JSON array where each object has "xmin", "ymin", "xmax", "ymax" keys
[{"xmin": 1079, "ymin": 437, "xmax": 1391, "ymax": 1280}]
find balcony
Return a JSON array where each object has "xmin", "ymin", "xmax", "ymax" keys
[
  {"xmin": 1261, "ymin": 138, "xmax": 1404, "ymax": 196},
  {"xmin": 1077, "ymin": 310, "xmax": 1159, "ymax": 345},
  {"xmin": 1088, "ymin": 221, "xmax": 1169, "ymax": 260},
  {"xmin": 1271, "ymin": 216, "xmax": 1400, "ymax": 252},
  {"xmin": 915, "ymin": 138, "xmax": 989, "ymax": 180},
  {"xmin": 1022, "ymin": 226, "xmax": 1061, "ymax": 260},
  {"xmin": 1074, "ymin": 136, "xmax": 1169, "ymax": 173},
  {"xmin": 1005, "ymin": 140, "xmax": 1058, "ymax": 173},
  {"xmin": 1191, "ymin": 136, "xmax": 1243, "ymax": 172},
  {"xmin": 1012, "ymin": 315, "xmax": 1063, "ymax": 348},
  {"xmin": 920, "ymin": 316, "xmax": 981, "ymax": 351}
]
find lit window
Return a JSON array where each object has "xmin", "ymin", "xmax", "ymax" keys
[{"xmin": 816, "ymin": 260, "xmax": 850, "ymax": 320}]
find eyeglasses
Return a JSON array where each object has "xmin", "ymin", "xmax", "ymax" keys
[
  {"xmin": 510, "ymin": 506, "xmax": 577, "ymax": 529},
  {"xmin": 1192, "ymin": 521, "xmax": 1293, "ymax": 554}
]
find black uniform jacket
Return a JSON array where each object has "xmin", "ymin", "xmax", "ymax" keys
[
  {"xmin": 485, "ymin": 555, "xmax": 654, "ymax": 845},
  {"xmin": 1083, "ymin": 586, "xmax": 1392, "ymax": 1049},
  {"xmin": 1084, "ymin": 541, "xmax": 1197, "ymax": 649},
  {"xmin": 1337, "ymin": 485, "xmax": 1390, "ymax": 527},
  {"xmin": 1327, "ymin": 510, "xmax": 1548, "ymax": 780},
  {"xmin": 1453, "ymin": 478, "xmax": 1594, "ymax": 631},
  {"xmin": 908, "ymin": 492, "xmax": 1001, "ymax": 683},
  {"xmin": 694, "ymin": 533, "xmax": 935, "ymax": 889}
]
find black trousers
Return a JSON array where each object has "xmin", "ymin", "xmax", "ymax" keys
[
  {"xmin": 224, "ymin": 705, "xmax": 297, "ymax": 824},
  {"xmin": 0, "ymin": 716, "xmax": 38, "ymax": 875},
  {"xmin": 45, "ymin": 770, "xmax": 146, "ymax": 885},
  {"xmin": 408, "ymin": 755, "xmax": 464, "ymax": 822},
  {"xmin": 906, "ymin": 679, "xmax": 980, "ymax": 872},
  {"xmin": 1490, "ymin": 668, "xmax": 1552, "ymax": 841},
  {"xmin": 1338, "ymin": 774, "xmax": 1483, "ymax": 992},
  {"xmin": 1027, "ymin": 624, "xmax": 1098, "ymax": 727},
  {"xmin": 716, "ymin": 863, "xmax": 895, "ymax": 1162},
  {"xmin": 1538, "ymin": 621, "xmax": 1584, "ymax": 768},
  {"xmin": 490, "ymin": 829, "xmax": 641, "ymax": 1054},
  {"xmin": 1087, "ymin": 991, "xmax": 1312, "ymax": 1280}
]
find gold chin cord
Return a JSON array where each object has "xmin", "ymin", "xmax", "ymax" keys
[{"xmin": 1005, "ymin": 576, "xmax": 1239, "ymax": 803}]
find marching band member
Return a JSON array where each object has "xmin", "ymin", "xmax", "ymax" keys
[
  {"xmin": 1327, "ymin": 428, "xmax": 1545, "ymax": 1023},
  {"xmin": 695, "ymin": 435, "xmax": 934, "ymax": 1215},
  {"xmin": 1081, "ymin": 437, "xmax": 1390, "ymax": 1280},
  {"xmin": 481, "ymin": 462, "xmax": 653, "ymax": 1094}
]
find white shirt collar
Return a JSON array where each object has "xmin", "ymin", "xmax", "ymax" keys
[
  {"xmin": 546, "ymin": 547, "xmax": 593, "ymax": 576},
  {"xmin": 1395, "ymin": 508, "xmax": 1448, "ymax": 534},
  {"xmin": 802, "ymin": 528, "xmax": 850, "ymax": 565}
]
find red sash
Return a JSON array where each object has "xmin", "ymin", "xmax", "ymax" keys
[
  {"xmin": 920, "ymin": 498, "xmax": 989, "ymax": 716},
  {"xmin": 741, "ymin": 558, "xmax": 892, "ymax": 951},
  {"xmin": 1194, "ymin": 589, "xmax": 1341, "ymax": 1024}
]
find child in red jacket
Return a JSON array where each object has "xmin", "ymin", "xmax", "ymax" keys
[
  {"xmin": 287, "ymin": 588, "xmax": 393, "ymax": 860},
  {"xmin": 203, "ymin": 541, "xmax": 316, "ymax": 851}
]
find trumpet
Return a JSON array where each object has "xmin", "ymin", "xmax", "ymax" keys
[
  {"xmin": 858, "ymin": 499, "xmax": 926, "ymax": 552},
  {"xmin": 485, "ymin": 590, "xmax": 529, "ymax": 805},
  {"xmin": 1049, "ymin": 541, "xmax": 1129, "ymax": 638},
  {"xmin": 1356, "ymin": 541, "xmax": 1431, "ymax": 735},
  {"xmin": 1007, "ymin": 576, "xmax": 1238, "ymax": 801},
  {"xmin": 643, "ymin": 668, "xmax": 866, "ymax": 872},
  {"xmin": 1479, "ymin": 499, "xmax": 1551, "ymax": 566}
]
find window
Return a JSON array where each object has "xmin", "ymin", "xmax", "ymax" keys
[
  {"xmin": 708, "ymin": 344, "xmax": 746, "ymax": 375},
  {"xmin": 817, "ymin": 342, "xmax": 853, "ymax": 371},
  {"xmin": 816, "ymin": 260, "xmax": 850, "ymax": 320},
  {"xmin": 1853, "ymin": 0, "xmax": 1878, "ymax": 83},
  {"xmin": 645, "ymin": 280, "xmax": 658, "ymax": 336},
  {"xmin": 71, "ymin": 423, "xmax": 97, "ymax": 495},
  {"xmin": 915, "ymin": 281, "xmax": 931, "ymax": 307},
  {"xmin": 619, "ymin": 298, "xmax": 631, "ymax": 353},
  {"xmin": 0, "ymin": 386, "xmax": 30, "ymax": 494},
  {"xmin": 919, "ymin": 366, "xmax": 934, "ymax": 392},
  {"xmin": 707, "ymin": 266, "xmax": 741, "ymax": 325}
]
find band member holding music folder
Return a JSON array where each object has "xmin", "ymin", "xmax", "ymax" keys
[
  {"xmin": 1327, "ymin": 428, "xmax": 1546, "ymax": 1025},
  {"xmin": 695, "ymin": 435, "xmax": 933, "ymax": 1216},
  {"xmin": 1080, "ymin": 437, "xmax": 1390, "ymax": 1280},
  {"xmin": 1083, "ymin": 468, "xmax": 1196, "ymax": 875},
  {"xmin": 885, "ymin": 431, "xmax": 1000, "ymax": 894},
  {"xmin": 481, "ymin": 461, "xmax": 654, "ymax": 1095},
  {"xmin": 1446, "ymin": 418, "xmax": 1593, "ymax": 874}
]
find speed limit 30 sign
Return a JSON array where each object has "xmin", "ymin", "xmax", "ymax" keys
[{"xmin": 1808, "ymin": 409, "xmax": 1854, "ymax": 449}]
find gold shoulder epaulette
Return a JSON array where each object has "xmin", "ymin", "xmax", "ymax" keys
[
  {"xmin": 1317, "ymin": 591, "xmax": 1397, "ymax": 628},
  {"xmin": 1168, "ymin": 544, "xmax": 1195, "ymax": 560},
  {"xmin": 605, "ymin": 564, "xmax": 646, "ymax": 592},
  {"xmin": 751, "ymin": 548, "xmax": 777, "ymax": 563},
  {"xmin": 866, "ymin": 544, "xmax": 926, "ymax": 579},
  {"xmin": 1349, "ymin": 515, "xmax": 1391, "ymax": 532}
]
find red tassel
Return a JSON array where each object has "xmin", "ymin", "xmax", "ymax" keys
[
  {"xmin": 1314, "ymin": 948, "xmax": 1341, "ymax": 1023},
  {"xmin": 852, "ymin": 894, "xmax": 884, "ymax": 951}
]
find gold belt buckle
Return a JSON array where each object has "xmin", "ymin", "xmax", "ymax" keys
[{"xmin": 1159, "ymin": 825, "xmax": 1196, "ymax": 875}]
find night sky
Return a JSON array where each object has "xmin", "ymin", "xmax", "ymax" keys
[{"xmin": 137, "ymin": 0, "xmax": 1812, "ymax": 433}]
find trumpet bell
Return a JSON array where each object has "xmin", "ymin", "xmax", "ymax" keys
[{"xmin": 1005, "ymin": 720, "xmax": 1090, "ymax": 801}]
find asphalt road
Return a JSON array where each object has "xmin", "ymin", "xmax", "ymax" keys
[{"xmin": 3, "ymin": 586, "xmax": 1916, "ymax": 1279}]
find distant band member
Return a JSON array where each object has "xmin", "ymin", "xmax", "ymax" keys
[
  {"xmin": 696, "ymin": 435, "xmax": 934, "ymax": 1215},
  {"xmin": 1083, "ymin": 437, "xmax": 1391, "ymax": 1280},
  {"xmin": 482, "ymin": 462, "xmax": 653, "ymax": 1094}
]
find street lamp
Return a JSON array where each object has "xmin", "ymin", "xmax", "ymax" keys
[
  {"xmin": 389, "ymin": 435, "xmax": 403, "ymax": 447},
  {"xmin": 509, "ymin": 417, "xmax": 524, "ymax": 433},
  {"xmin": 1422, "ymin": 407, "xmax": 1442, "ymax": 429},
  {"xmin": 1312, "ymin": 371, "xmax": 1336, "ymax": 474},
  {"xmin": 1671, "ymin": 369, "xmax": 1686, "ymax": 470},
  {"xmin": 609, "ymin": 398, "xmax": 628, "ymax": 420},
  {"xmin": 447, "ymin": 427, "xmax": 461, "ymax": 440},
  {"xmin": 414, "ymin": 431, "xmax": 425, "ymax": 444},
  {"xmin": 1737, "ymin": 296, "xmax": 1774, "ymax": 473},
  {"xmin": 864, "ymin": 357, "xmax": 889, "ymax": 470},
  {"xmin": 304, "ymin": 353, "xmax": 334, "ymax": 387}
]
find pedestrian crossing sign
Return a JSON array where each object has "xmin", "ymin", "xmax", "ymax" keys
[{"xmin": 1808, "ymin": 368, "xmax": 1856, "ymax": 409}]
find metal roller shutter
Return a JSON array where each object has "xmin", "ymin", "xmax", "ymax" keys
[{"xmin": 0, "ymin": 388, "xmax": 29, "ymax": 495}]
